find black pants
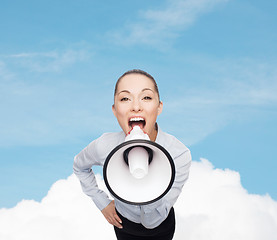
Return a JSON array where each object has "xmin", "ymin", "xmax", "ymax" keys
[{"xmin": 114, "ymin": 208, "xmax": 175, "ymax": 240}]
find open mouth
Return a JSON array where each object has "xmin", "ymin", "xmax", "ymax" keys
[{"xmin": 128, "ymin": 117, "xmax": 146, "ymax": 129}]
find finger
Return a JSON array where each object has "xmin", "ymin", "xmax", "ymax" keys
[
  {"xmin": 106, "ymin": 215, "xmax": 122, "ymax": 229},
  {"xmin": 112, "ymin": 216, "xmax": 123, "ymax": 229},
  {"xmin": 114, "ymin": 214, "xmax": 122, "ymax": 224},
  {"xmin": 113, "ymin": 221, "xmax": 123, "ymax": 229}
]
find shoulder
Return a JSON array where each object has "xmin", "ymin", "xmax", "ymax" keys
[
  {"xmin": 95, "ymin": 131, "xmax": 125, "ymax": 145},
  {"xmin": 88, "ymin": 131, "xmax": 125, "ymax": 160},
  {"xmin": 157, "ymin": 130, "xmax": 191, "ymax": 160}
]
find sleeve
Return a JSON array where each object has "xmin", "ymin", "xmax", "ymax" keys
[
  {"xmin": 73, "ymin": 138, "xmax": 112, "ymax": 211},
  {"xmin": 163, "ymin": 148, "xmax": 191, "ymax": 210},
  {"xmin": 140, "ymin": 148, "xmax": 191, "ymax": 228}
]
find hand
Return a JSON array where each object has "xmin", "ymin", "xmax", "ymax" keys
[{"xmin": 101, "ymin": 200, "xmax": 123, "ymax": 229}]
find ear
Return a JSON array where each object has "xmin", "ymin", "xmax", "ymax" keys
[
  {"xmin": 157, "ymin": 101, "xmax": 163, "ymax": 116},
  {"xmin": 112, "ymin": 104, "xmax": 117, "ymax": 117}
]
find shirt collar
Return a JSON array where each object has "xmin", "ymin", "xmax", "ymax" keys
[{"xmin": 155, "ymin": 124, "xmax": 162, "ymax": 144}]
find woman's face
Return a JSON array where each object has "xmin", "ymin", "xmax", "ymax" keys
[{"xmin": 112, "ymin": 73, "xmax": 163, "ymax": 141}]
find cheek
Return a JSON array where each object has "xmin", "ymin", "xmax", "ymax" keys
[
  {"xmin": 146, "ymin": 106, "xmax": 160, "ymax": 119},
  {"xmin": 114, "ymin": 105, "xmax": 128, "ymax": 121}
]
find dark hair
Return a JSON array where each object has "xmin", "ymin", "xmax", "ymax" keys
[{"xmin": 114, "ymin": 69, "xmax": 160, "ymax": 101}]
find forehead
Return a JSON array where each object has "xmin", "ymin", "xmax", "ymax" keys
[{"xmin": 117, "ymin": 73, "xmax": 155, "ymax": 92}]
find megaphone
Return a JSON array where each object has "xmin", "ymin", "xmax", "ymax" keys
[{"xmin": 103, "ymin": 126, "xmax": 175, "ymax": 205}]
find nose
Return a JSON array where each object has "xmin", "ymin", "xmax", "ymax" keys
[{"xmin": 131, "ymin": 99, "xmax": 142, "ymax": 112}]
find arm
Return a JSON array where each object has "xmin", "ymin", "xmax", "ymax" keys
[
  {"xmin": 73, "ymin": 142, "xmax": 112, "ymax": 210},
  {"xmin": 162, "ymin": 148, "xmax": 191, "ymax": 210},
  {"xmin": 101, "ymin": 200, "xmax": 122, "ymax": 229},
  {"xmin": 73, "ymin": 136, "xmax": 122, "ymax": 228}
]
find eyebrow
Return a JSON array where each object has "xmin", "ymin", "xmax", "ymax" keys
[
  {"xmin": 117, "ymin": 88, "xmax": 154, "ymax": 95},
  {"xmin": 117, "ymin": 90, "xmax": 130, "ymax": 95},
  {"xmin": 142, "ymin": 88, "xmax": 154, "ymax": 93}
]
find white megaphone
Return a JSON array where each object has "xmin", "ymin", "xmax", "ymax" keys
[{"xmin": 103, "ymin": 126, "xmax": 175, "ymax": 205}]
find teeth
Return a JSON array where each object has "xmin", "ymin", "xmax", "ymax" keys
[{"xmin": 130, "ymin": 117, "xmax": 145, "ymax": 122}]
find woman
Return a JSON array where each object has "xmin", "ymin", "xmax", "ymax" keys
[{"xmin": 73, "ymin": 69, "xmax": 191, "ymax": 240}]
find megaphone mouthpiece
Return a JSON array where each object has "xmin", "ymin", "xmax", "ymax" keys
[{"xmin": 125, "ymin": 125, "xmax": 150, "ymax": 141}]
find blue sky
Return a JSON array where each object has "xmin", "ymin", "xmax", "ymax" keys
[{"xmin": 0, "ymin": 0, "xmax": 276, "ymax": 208}]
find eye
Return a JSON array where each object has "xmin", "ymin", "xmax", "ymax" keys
[
  {"xmin": 143, "ymin": 96, "xmax": 152, "ymax": 100},
  {"xmin": 120, "ymin": 97, "xmax": 129, "ymax": 102}
]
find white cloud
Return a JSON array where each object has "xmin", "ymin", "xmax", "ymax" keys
[
  {"xmin": 0, "ymin": 159, "xmax": 276, "ymax": 240},
  {"xmin": 110, "ymin": 0, "xmax": 229, "ymax": 47},
  {"xmin": 175, "ymin": 159, "xmax": 277, "ymax": 239},
  {"xmin": 0, "ymin": 175, "xmax": 115, "ymax": 240}
]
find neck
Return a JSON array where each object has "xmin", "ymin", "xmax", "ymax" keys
[{"xmin": 149, "ymin": 123, "xmax": 158, "ymax": 141}]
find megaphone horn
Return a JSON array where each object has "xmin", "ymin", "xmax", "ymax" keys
[{"xmin": 103, "ymin": 126, "xmax": 175, "ymax": 205}]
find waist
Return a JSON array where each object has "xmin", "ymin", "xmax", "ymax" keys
[{"xmin": 116, "ymin": 207, "xmax": 175, "ymax": 234}]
